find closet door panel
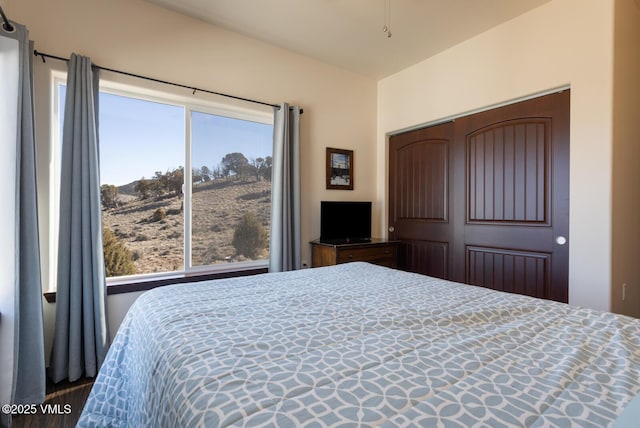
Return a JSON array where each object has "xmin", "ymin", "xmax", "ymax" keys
[
  {"xmin": 467, "ymin": 120, "xmax": 549, "ymax": 224},
  {"xmin": 389, "ymin": 122, "xmax": 454, "ymax": 279},
  {"xmin": 466, "ymin": 246, "xmax": 550, "ymax": 298},
  {"xmin": 403, "ymin": 240, "xmax": 448, "ymax": 279},
  {"xmin": 454, "ymin": 90, "xmax": 570, "ymax": 302}
]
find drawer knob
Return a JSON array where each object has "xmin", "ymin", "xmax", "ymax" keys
[{"xmin": 348, "ymin": 254, "xmax": 353, "ymax": 259}]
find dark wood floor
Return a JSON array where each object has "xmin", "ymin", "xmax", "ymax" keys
[{"xmin": 11, "ymin": 378, "xmax": 94, "ymax": 428}]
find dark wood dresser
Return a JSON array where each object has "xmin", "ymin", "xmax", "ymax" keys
[{"xmin": 310, "ymin": 238, "xmax": 399, "ymax": 268}]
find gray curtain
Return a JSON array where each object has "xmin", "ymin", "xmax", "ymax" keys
[
  {"xmin": 269, "ymin": 103, "xmax": 301, "ymax": 272},
  {"xmin": 49, "ymin": 54, "xmax": 109, "ymax": 383},
  {"xmin": 0, "ymin": 21, "xmax": 46, "ymax": 428}
]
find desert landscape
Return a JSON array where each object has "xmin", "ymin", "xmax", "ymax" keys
[{"xmin": 102, "ymin": 175, "xmax": 271, "ymax": 276}]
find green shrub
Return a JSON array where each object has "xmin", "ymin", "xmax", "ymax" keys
[
  {"xmin": 103, "ymin": 227, "xmax": 136, "ymax": 277},
  {"xmin": 232, "ymin": 212, "xmax": 268, "ymax": 259}
]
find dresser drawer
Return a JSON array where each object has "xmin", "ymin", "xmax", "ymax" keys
[
  {"xmin": 310, "ymin": 240, "xmax": 399, "ymax": 268},
  {"xmin": 336, "ymin": 245, "xmax": 397, "ymax": 266}
]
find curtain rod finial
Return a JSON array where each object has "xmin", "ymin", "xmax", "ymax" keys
[{"xmin": 0, "ymin": 4, "xmax": 14, "ymax": 32}]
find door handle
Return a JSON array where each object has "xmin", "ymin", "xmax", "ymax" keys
[
  {"xmin": 555, "ymin": 236, "xmax": 567, "ymax": 245},
  {"xmin": 388, "ymin": 226, "xmax": 395, "ymax": 233}
]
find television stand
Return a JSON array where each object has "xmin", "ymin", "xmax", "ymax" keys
[{"xmin": 310, "ymin": 238, "xmax": 399, "ymax": 268}]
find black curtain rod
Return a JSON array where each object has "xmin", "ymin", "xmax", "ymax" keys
[
  {"xmin": 0, "ymin": 5, "xmax": 15, "ymax": 32},
  {"xmin": 33, "ymin": 50, "xmax": 303, "ymax": 113}
]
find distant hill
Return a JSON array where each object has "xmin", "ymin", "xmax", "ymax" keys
[{"xmin": 117, "ymin": 181, "xmax": 139, "ymax": 197}]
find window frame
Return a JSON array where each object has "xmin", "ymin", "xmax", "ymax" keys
[{"xmin": 50, "ymin": 72, "xmax": 274, "ymax": 293}]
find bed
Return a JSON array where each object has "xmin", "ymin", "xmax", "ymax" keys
[{"xmin": 77, "ymin": 262, "xmax": 640, "ymax": 427}]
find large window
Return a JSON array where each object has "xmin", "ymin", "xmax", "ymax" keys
[{"xmin": 56, "ymin": 80, "xmax": 273, "ymax": 282}]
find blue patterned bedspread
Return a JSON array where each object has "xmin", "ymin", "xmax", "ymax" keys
[{"xmin": 77, "ymin": 263, "xmax": 640, "ymax": 427}]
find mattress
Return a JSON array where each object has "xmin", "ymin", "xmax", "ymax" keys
[{"xmin": 77, "ymin": 262, "xmax": 640, "ymax": 427}]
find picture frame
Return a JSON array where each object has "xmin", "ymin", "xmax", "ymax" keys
[{"xmin": 326, "ymin": 147, "xmax": 354, "ymax": 190}]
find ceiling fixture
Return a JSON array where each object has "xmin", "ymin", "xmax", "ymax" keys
[{"xmin": 382, "ymin": 0, "xmax": 392, "ymax": 38}]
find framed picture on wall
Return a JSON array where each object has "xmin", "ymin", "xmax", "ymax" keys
[{"xmin": 326, "ymin": 147, "xmax": 354, "ymax": 190}]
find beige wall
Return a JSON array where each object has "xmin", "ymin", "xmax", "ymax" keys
[
  {"xmin": 377, "ymin": 0, "xmax": 615, "ymax": 312},
  {"xmin": 611, "ymin": 0, "xmax": 640, "ymax": 316},
  {"xmin": 8, "ymin": 0, "xmax": 377, "ymax": 349}
]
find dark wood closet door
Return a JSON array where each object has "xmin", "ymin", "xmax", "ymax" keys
[
  {"xmin": 389, "ymin": 91, "xmax": 570, "ymax": 302},
  {"xmin": 388, "ymin": 121, "xmax": 454, "ymax": 279},
  {"xmin": 453, "ymin": 91, "xmax": 570, "ymax": 302}
]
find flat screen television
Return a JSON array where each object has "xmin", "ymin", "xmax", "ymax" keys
[{"xmin": 320, "ymin": 201, "xmax": 372, "ymax": 244}]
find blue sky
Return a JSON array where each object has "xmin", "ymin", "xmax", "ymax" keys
[{"xmin": 60, "ymin": 86, "xmax": 273, "ymax": 186}]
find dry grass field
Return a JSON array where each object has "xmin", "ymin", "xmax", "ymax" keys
[{"xmin": 102, "ymin": 177, "xmax": 271, "ymax": 276}]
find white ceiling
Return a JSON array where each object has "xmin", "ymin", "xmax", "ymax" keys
[{"xmin": 146, "ymin": 0, "xmax": 551, "ymax": 79}]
